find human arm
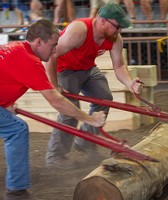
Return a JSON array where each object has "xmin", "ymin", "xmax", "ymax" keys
[
  {"xmin": 42, "ymin": 56, "xmax": 59, "ymax": 89},
  {"xmin": 43, "ymin": 21, "xmax": 87, "ymax": 88},
  {"xmin": 40, "ymin": 88, "xmax": 105, "ymax": 127},
  {"xmin": 110, "ymin": 34, "xmax": 141, "ymax": 94}
]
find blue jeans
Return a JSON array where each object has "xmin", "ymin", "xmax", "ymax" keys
[{"xmin": 0, "ymin": 106, "xmax": 30, "ymax": 190}]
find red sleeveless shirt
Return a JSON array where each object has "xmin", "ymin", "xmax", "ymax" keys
[{"xmin": 57, "ymin": 18, "xmax": 113, "ymax": 72}]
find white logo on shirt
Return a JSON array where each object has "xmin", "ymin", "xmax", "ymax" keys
[{"xmin": 97, "ymin": 49, "xmax": 106, "ymax": 56}]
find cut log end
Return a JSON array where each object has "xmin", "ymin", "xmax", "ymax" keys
[
  {"xmin": 73, "ymin": 176, "xmax": 123, "ymax": 200},
  {"xmin": 73, "ymin": 123, "xmax": 168, "ymax": 200}
]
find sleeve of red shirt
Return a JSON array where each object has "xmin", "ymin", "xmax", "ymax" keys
[{"xmin": 15, "ymin": 59, "xmax": 54, "ymax": 91}]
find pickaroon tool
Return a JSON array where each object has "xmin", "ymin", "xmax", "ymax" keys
[
  {"xmin": 62, "ymin": 92, "xmax": 168, "ymax": 120},
  {"xmin": 16, "ymin": 108, "xmax": 158, "ymax": 162},
  {"xmin": 15, "ymin": 84, "xmax": 168, "ymax": 163}
]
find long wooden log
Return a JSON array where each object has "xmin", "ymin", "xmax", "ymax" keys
[{"xmin": 73, "ymin": 123, "xmax": 168, "ymax": 200}]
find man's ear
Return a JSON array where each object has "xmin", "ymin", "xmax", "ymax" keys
[
  {"xmin": 100, "ymin": 17, "xmax": 106, "ymax": 25},
  {"xmin": 35, "ymin": 37, "xmax": 43, "ymax": 47}
]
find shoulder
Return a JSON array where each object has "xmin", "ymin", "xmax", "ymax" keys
[
  {"xmin": 112, "ymin": 34, "xmax": 123, "ymax": 46},
  {"xmin": 110, "ymin": 34, "xmax": 123, "ymax": 54},
  {"xmin": 62, "ymin": 20, "xmax": 88, "ymax": 39},
  {"xmin": 68, "ymin": 20, "xmax": 88, "ymax": 31}
]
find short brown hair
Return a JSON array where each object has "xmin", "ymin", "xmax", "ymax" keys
[{"xmin": 26, "ymin": 19, "xmax": 59, "ymax": 43}]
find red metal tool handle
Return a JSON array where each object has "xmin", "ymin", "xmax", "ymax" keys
[
  {"xmin": 62, "ymin": 92, "xmax": 168, "ymax": 120},
  {"xmin": 134, "ymin": 92, "xmax": 161, "ymax": 112},
  {"xmin": 99, "ymin": 127, "xmax": 127, "ymax": 145},
  {"xmin": 134, "ymin": 80, "xmax": 161, "ymax": 112},
  {"xmin": 16, "ymin": 108, "xmax": 158, "ymax": 162},
  {"xmin": 133, "ymin": 80, "xmax": 168, "ymax": 121}
]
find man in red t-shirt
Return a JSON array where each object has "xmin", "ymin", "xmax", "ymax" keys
[
  {"xmin": 0, "ymin": 19, "xmax": 105, "ymax": 200},
  {"xmin": 44, "ymin": 3, "xmax": 142, "ymax": 166}
]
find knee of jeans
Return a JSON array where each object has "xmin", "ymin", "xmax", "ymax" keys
[
  {"xmin": 17, "ymin": 118, "xmax": 29, "ymax": 134},
  {"xmin": 104, "ymin": 92, "xmax": 113, "ymax": 101}
]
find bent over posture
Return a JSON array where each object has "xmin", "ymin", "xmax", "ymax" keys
[
  {"xmin": 44, "ymin": 3, "xmax": 142, "ymax": 168},
  {"xmin": 0, "ymin": 19, "xmax": 105, "ymax": 200}
]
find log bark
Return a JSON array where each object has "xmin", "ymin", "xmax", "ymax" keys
[{"xmin": 73, "ymin": 123, "xmax": 168, "ymax": 200}]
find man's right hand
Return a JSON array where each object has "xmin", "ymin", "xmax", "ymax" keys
[{"xmin": 90, "ymin": 111, "xmax": 106, "ymax": 127}]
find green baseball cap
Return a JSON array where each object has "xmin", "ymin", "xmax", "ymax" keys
[{"xmin": 98, "ymin": 3, "xmax": 131, "ymax": 28}]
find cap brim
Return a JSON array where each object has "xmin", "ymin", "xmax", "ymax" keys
[{"xmin": 117, "ymin": 16, "xmax": 131, "ymax": 28}]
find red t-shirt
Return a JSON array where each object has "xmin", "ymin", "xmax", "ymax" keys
[
  {"xmin": 0, "ymin": 41, "xmax": 54, "ymax": 108},
  {"xmin": 57, "ymin": 18, "xmax": 113, "ymax": 72}
]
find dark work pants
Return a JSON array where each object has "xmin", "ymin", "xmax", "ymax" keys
[{"xmin": 46, "ymin": 67, "xmax": 113, "ymax": 161}]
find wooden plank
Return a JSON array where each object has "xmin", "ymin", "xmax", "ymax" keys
[
  {"xmin": 128, "ymin": 65, "xmax": 157, "ymax": 87},
  {"xmin": 17, "ymin": 88, "xmax": 142, "ymax": 132},
  {"xmin": 18, "ymin": 115, "xmax": 53, "ymax": 133},
  {"xmin": 96, "ymin": 48, "xmax": 127, "ymax": 70},
  {"xmin": 104, "ymin": 115, "xmax": 140, "ymax": 132},
  {"xmin": 78, "ymin": 91, "xmax": 141, "ymax": 131},
  {"xmin": 140, "ymin": 87, "xmax": 155, "ymax": 125},
  {"xmin": 101, "ymin": 68, "xmax": 137, "ymax": 91},
  {"xmin": 104, "ymin": 91, "xmax": 140, "ymax": 131}
]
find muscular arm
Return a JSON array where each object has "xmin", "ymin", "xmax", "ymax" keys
[
  {"xmin": 43, "ymin": 21, "xmax": 87, "ymax": 88},
  {"xmin": 41, "ymin": 23, "xmax": 106, "ymax": 126},
  {"xmin": 110, "ymin": 34, "xmax": 141, "ymax": 93},
  {"xmin": 40, "ymin": 88, "xmax": 105, "ymax": 127},
  {"xmin": 43, "ymin": 57, "xmax": 58, "ymax": 89}
]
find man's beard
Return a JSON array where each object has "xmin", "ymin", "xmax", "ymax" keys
[{"xmin": 104, "ymin": 32, "xmax": 118, "ymax": 42}]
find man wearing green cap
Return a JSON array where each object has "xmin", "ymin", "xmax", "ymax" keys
[
  {"xmin": 98, "ymin": 2, "xmax": 131, "ymax": 27},
  {"xmin": 44, "ymin": 3, "xmax": 142, "ymax": 168}
]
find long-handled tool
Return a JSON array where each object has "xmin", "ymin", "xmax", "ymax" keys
[
  {"xmin": 133, "ymin": 80, "xmax": 168, "ymax": 122},
  {"xmin": 134, "ymin": 80, "xmax": 161, "ymax": 112},
  {"xmin": 62, "ymin": 92, "xmax": 168, "ymax": 120},
  {"xmin": 134, "ymin": 92, "xmax": 161, "ymax": 112},
  {"xmin": 16, "ymin": 108, "xmax": 158, "ymax": 162}
]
